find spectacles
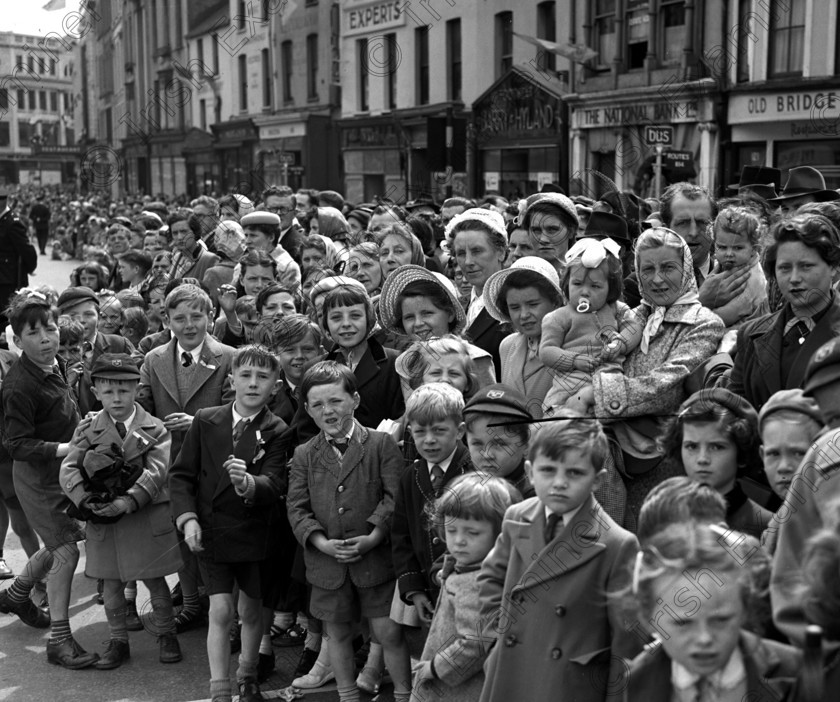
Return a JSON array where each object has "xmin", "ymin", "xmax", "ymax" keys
[{"xmin": 265, "ymin": 207, "xmax": 291, "ymax": 216}]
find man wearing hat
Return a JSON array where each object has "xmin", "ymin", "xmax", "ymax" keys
[
  {"xmin": 727, "ymin": 165, "xmax": 781, "ymax": 200},
  {"xmin": 57, "ymin": 286, "xmax": 136, "ymax": 415},
  {"xmin": 29, "ymin": 191, "xmax": 51, "ymax": 255},
  {"xmin": 771, "ymin": 338, "xmax": 840, "ymax": 645},
  {"xmin": 0, "ymin": 188, "xmax": 37, "ymax": 329},
  {"xmin": 768, "ymin": 166, "xmax": 840, "ymax": 214}
]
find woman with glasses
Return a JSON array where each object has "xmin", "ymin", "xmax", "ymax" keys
[{"xmin": 521, "ymin": 193, "xmax": 579, "ymax": 279}]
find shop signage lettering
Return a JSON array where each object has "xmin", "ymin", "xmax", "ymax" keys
[
  {"xmin": 474, "ymin": 80, "xmax": 562, "ymax": 139},
  {"xmin": 342, "ymin": 124, "xmax": 399, "ymax": 147},
  {"xmin": 344, "ymin": 1, "xmax": 404, "ymax": 37},
  {"xmin": 577, "ymin": 101, "xmax": 698, "ymax": 127},
  {"xmin": 729, "ymin": 91, "xmax": 840, "ymax": 124}
]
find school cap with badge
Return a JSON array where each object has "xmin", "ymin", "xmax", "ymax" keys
[
  {"xmin": 90, "ymin": 353, "xmax": 141, "ymax": 381},
  {"xmin": 803, "ymin": 339, "xmax": 840, "ymax": 396},
  {"xmin": 463, "ymin": 383, "xmax": 539, "ymax": 422},
  {"xmin": 57, "ymin": 286, "xmax": 100, "ymax": 312}
]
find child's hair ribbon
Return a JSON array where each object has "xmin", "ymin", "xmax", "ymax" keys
[{"xmin": 564, "ymin": 237, "xmax": 622, "ymax": 268}]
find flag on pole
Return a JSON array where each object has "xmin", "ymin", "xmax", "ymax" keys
[
  {"xmin": 513, "ymin": 31, "xmax": 598, "ymax": 64},
  {"xmin": 42, "ymin": 0, "xmax": 67, "ymax": 10}
]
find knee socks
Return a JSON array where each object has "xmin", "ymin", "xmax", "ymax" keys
[{"xmin": 105, "ymin": 606, "xmax": 129, "ymax": 642}]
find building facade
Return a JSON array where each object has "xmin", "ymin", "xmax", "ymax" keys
[{"xmin": 0, "ymin": 31, "xmax": 76, "ymax": 187}]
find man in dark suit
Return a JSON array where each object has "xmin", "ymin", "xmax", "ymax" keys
[
  {"xmin": 0, "ymin": 190, "xmax": 37, "ymax": 329},
  {"xmin": 28, "ymin": 192, "xmax": 51, "ymax": 255}
]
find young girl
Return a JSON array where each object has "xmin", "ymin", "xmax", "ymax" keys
[
  {"xmin": 625, "ymin": 522, "xmax": 801, "ymax": 701},
  {"xmin": 658, "ymin": 388, "xmax": 773, "ymax": 540},
  {"xmin": 411, "ymin": 474, "xmax": 521, "ymax": 702},
  {"xmin": 539, "ymin": 237, "xmax": 642, "ymax": 412},
  {"xmin": 708, "ymin": 205, "xmax": 769, "ymax": 329}
]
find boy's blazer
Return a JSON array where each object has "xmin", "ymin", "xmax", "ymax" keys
[
  {"xmin": 138, "ymin": 334, "xmax": 235, "ymax": 459},
  {"xmin": 168, "ymin": 403, "xmax": 289, "ymax": 563},
  {"xmin": 287, "ymin": 420, "xmax": 402, "ymax": 590},
  {"xmin": 392, "ymin": 441, "xmax": 473, "ymax": 601},
  {"xmin": 478, "ymin": 494, "xmax": 640, "ymax": 702}
]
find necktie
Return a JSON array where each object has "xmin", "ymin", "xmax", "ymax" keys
[
  {"xmin": 544, "ymin": 513, "xmax": 563, "ymax": 544},
  {"xmin": 181, "ymin": 351, "xmax": 193, "ymax": 367},
  {"xmin": 232, "ymin": 418, "xmax": 248, "ymax": 448},
  {"xmin": 694, "ymin": 676, "xmax": 711, "ymax": 702},
  {"xmin": 784, "ymin": 318, "xmax": 811, "ymax": 346},
  {"xmin": 331, "ymin": 438, "xmax": 349, "ymax": 456},
  {"xmin": 83, "ymin": 341, "xmax": 93, "ymax": 361},
  {"xmin": 430, "ymin": 464, "xmax": 445, "ymax": 493},
  {"xmin": 115, "ymin": 421, "xmax": 127, "ymax": 439}
]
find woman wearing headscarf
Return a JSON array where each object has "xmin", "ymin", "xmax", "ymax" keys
[
  {"xmin": 311, "ymin": 206, "xmax": 354, "ymax": 266},
  {"xmin": 573, "ymin": 227, "xmax": 725, "ymax": 527}
]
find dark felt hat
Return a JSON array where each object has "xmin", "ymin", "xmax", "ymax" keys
[
  {"xmin": 579, "ymin": 211, "xmax": 632, "ymax": 246},
  {"xmin": 727, "ymin": 166, "xmax": 781, "ymax": 192},
  {"xmin": 768, "ymin": 167, "xmax": 840, "ymax": 203}
]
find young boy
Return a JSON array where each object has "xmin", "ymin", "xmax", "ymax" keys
[
  {"xmin": 287, "ymin": 361, "xmax": 412, "ymax": 702},
  {"xmin": 477, "ymin": 414, "xmax": 640, "ymax": 702},
  {"xmin": 169, "ymin": 345, "xmax": 290, "ymax": 702},
  {"xmin": 138, "ymin": 283, "xmax": 236, "ymax": 631},
  {"xmin": 463, "ymin": 384, "xmax": 534, "ymax": 498},
  {"xmin": 393, "ymin": 382, "xmax": 473, "ymax": 624},
  {"xmin": 59, "ymin": 353, "xmax": 183, "ymax": 669},
  {"xmin": 0, "ymin": 292, "xmax": 97, "ymax": 668},
  {"xmin": 57, "ymin": 286, "xmax": 135, "ymax": 415}
]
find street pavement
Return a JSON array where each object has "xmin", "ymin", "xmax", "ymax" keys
[{"xmin": 0, "ymin": 247, "xmax": 401, "ymax": 702}]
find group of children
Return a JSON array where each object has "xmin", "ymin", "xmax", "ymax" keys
[{"xmin": 1, "ymin": 260, "xmax": 839, "ymax": 702}]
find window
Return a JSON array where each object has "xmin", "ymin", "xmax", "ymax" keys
[
  {"xmin": 593, "ymin": 0, "xmax": 616, "ymax": 70},
  {"xmin": 212, "ymin": 34, "xmax": 219, "ymax": 74},
  {"xmin": 15, "ymin": 54, "xmax": 22, "ymax": 68},
  {"xmin": 736, "ymin": 0, "xmax": 752, "ymax": 83},
  {"xmin": 358, "ymin": 38, "xmax": 369, "ymax": 111},
  {"xmin": 27, "ymin": 55, "xmax": 34, "ymax": 72},
  {"xmin": 0, "ymin": 90, "xmax": 6, "ymax": 111},
  {"xmin": 495, "ymin": 12, "xmax": 513, "ymax": 78},
  {"xmin": 50, "ymin": 59, "xmax": 56, "ymax": 75},
  {"xmin": 39, "ymin": 57, "xmax": 46, "ymax": 74},
  {"xmin": 446, "ymin": 20, "xmax": 461, "ymax": 101},
  {"xmin": 238, "ymin": 0, "xmax": 246, "ymax": 30},
  {"xmin": 64, "ymin": 92, "xmax": 69, "ymax": 111},
  {"xmin": 0, "ymin": 122, "xmax": 9, "ymax": 147},
  {"xmin": 200, "ymin": 98, "xmax": 207, "ymax": 130},
  {"xmin": 660, "ymin": 0, "xmax": 685, "ymax": 66},
  {"xmin": 39, "ymin": 91, "xmax": 47, "ymax": 110},
  {"xmin": 238, "ymin": 54, "xmax": 247, "ymax": 111},
  {"xmin": 626, "ymin": 0, "xmax": 649, "ymax": 69},
  {"xmin": 18, "ymin": 121, "xmax": 32, "ymax": 146},
  {"xmin": 28, "ymin": 91, "xmax": 35, "ymax": 110},
  {"xmin": 306, "ymin": 34, "xmax": 318, "ymax": 100},
  {"xmin": 282, "ymin": 41, "xmax": 293, "ymax": 103},
  {"xmin": 197, "ymin": 38, "xmax": 204, "ymax": 67},
  {"xmin": 261, "ymin": 48, "xmax": 271, "ymax": 107},
  {"xmin": 50, "ymin": 91, "xmax": 57, "ymax": 112},
  {"xmin": 214, "ymin": 96, "xmax": 222, "ymax": 123},
  {"xmin": 385, "ymin": 33, "xmax": 398, "ymax": 109},
  {"xmin": 17, "ymin": 90, "xmax": 25, "ymax": 110},
  {"xmin": 416, "ymin": 26, "xmax": 429, "ymax": 105},
  {"xmin": 536, "ymin": 2, "xmax": 556, "ymax": 72},
  {"xmin": 769, "ymin": 0, "xmax": 805, "ymax": 77}
]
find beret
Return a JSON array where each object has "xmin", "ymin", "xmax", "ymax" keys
[
  {"xmin": 241, "ymin": 211, "xmax": 281, "ymax": 228},
  {"xmin": 57, "ymin": 286, "xmax": 99, "ymax": 311}
]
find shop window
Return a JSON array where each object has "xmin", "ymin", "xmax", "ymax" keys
[
  {"xmin": 446, "ymin": 20, "xmax": 461, "ymax": 102},
  {"xmin": 262, "ymin": 49, "xmax": 271, "ymax": 108},
  {"xmin": 416, "ymin": 27, "xmax": 429, "ymax": 106},
  {"xmin": 282, "ymin": 41, "xmax": 293, "ymax": 103},
  {"xmin": 385, "ymin": 33, "xmax": 398, "ymax": 109},
  {"xmin": 307, "ymin": 34, "xmax": 318, "ymax": 101},
  {"xmin": 626, "ymin": 0, "xmax": 649, "ymax": 70},
  {"xmin": 536, "ymin": 2, "xmax": 556, "ymax": 72},
  {"xmin": 495, "ymin": 12, "xmax": 513, "ymax": 78},
  {"xmin": 592, "ymin": 0, "xmax": 615, "ymax": 71},
  {"xmin": 736, "ymin": 0, "xmax": 752, "ymax": 83},
  {"xmin": 660, "ymin": 0, "xmax": 685, "ymax": 66},
  {"xmin": 358, "ymin": 38, "xmax": 369, "ymax": 111},
  {"xmin": 769, "ymin": 0, "xmax": 805, "ymax": 77},
  {"xmin": 238, "ymin": 54, "xmax": 247, "ymax": 112}
]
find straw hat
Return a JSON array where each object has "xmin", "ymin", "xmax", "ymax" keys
[
  {"xmin": 377, "ymin": 264, "xmax": 467, "ymax": 338},
  {"xmin": 483, "ymin": 256, "xmax": 563, "ymax": 324}
]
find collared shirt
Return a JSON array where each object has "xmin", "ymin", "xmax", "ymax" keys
[
  {"xmin": 177, "ymin": 340, "xmax": 205, "ymax": 366},
  {"xmin": 232, "ymin": 404, "xmax": 260, "ymax": 430},
  {"xmin": 427, "ymin": 446, "xmax": 457, "ymax": 478},
  {"xmin": 544, "ymin": 502, "xmax": 584, "ymax": 530},
  {"xmin": 672, "ymin": 646, "xmax": 746, "ymax": 701},
  {"xmin": 109, "ymin": 407, "xmax": 137, "ymax": 433},
  {"xmin": 327, "ymin": 422, "xmax": 356, "ymax": 458},
  {"xmin": 466, "ymin": 288, "xmax": 485, "ymax": 329}
]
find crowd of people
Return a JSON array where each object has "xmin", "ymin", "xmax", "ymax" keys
[{"xmin": 0, "ymin": 166, "xmax": 840, "ymax": 701}]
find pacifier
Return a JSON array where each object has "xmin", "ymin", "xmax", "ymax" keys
[{"xmin": 576, "ymin": 298, "xmax": 591, "ymax": 313}]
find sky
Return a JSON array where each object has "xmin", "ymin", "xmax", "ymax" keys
[{"xmin": 0, "ymin": 1, "xmax": 84, "ymax": 37}]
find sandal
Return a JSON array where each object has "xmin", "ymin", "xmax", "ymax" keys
[{"xmin": 274, "ymin": 622, "xmax": 306, "ymax": 647}]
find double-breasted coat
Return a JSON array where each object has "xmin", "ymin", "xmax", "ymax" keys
[
  {"xmin": 59, "ymin": 404, "xmax": 182, "ymax": 580},
  {"xmin": 478, "ymin": 495, "xmax": 641, "ymax": 702},
  {"xmin": 287, "ymin": 421, "xmax": 403, "ymax": 590},
  {"xmin": 168, "ymin": 403, "xmax": 289, "ymax": 563},
  {"xmin": 465, "ymin": 308, "xmax": 508, "ymax": 382}
]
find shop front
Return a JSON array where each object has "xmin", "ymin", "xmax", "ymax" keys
[
  {"xmin": 727, "ymin": 86, "xmax": 840, "ymax": 190},
  {"xmin": 122, "ymin": 135, "xmax": 151, "ymax": 195},
  {"xmin": 339, "ymin": 117, "xmax": 404, "ymax": 204},
  {"xmin": 211, "ymin": 119, "xmax": 258, "ymax": 195},
  {"xmin": 472, "ymin": 67, "xmax": 566, "ymax": 199},
  {"xmin": 182, "ymin": 128, "xmax": 218, "ymax": 197},
  {"xmin": 149, "ymin": 129, "xmax": 188, "ymax": 198},
  {"xmin": 567, "ymin": 82, "xmax": 719, "ymax": 198}
]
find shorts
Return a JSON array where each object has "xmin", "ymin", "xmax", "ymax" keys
[
  {"xmin": 13, "ymin": 459, "xmax": 85, "ymax": 548},
  {"xmin": 198, "ymin": 558, "xmax": 265, "ymax": 600},
  {"xmin": 309, "ymin": 578, "xmax": 394, "ymax": 624}
]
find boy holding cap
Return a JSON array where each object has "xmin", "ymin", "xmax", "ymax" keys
[{"xmin": 60, "ymin": 353, "xmax": 183, "ymax": 669}]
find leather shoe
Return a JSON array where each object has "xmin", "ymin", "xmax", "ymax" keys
[
  {"xmin": 95, "ymin": 639, "xmax": 130, "ymax": 670},
  {"xmin": 0, "ymin": 558, "xmax": 13, "ymax": 579},
  {"xmin": 257, "ymin": 651, "xmax": 275, "ymax": 683},
  {"xmin": 46, "ymin": 637, "xmax": 100, "ymax": 669},
  {"xmin": 292, "ymin": 660, "xmax": 335, "ymax": 689},
  {"xmin": 293, "ymin": 647, "xmax": 319, "ymax": 678},
  {"xmin": 356, "ymin": 665, "xmax": 384, "ymax": 695},
  {"xmin": 158, "ymin": 633, "xmax": 182, "ymax": 663},
  {"xmin": 125, "ymin": 600, "xmax": 143, "ymax": 631},
  {"xmin": 237, "ymin": 678, "xmax": 264, "ymax": 702},
  {"xmin": 174, "ymin": 607, "xmax": 206, "ymax": 633},
  {"xmin": 0, "ymin": 589, "xmax": 50, "ymax": 628}
]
